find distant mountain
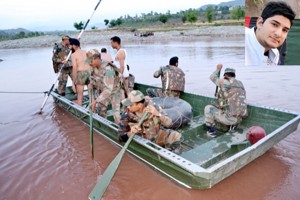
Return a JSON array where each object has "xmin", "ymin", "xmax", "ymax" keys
[
  {"xmin": 0, "ymin": 28, "xmax": 31, "ymax": 35},
  {"xmin": 200, "ymin": 0, "xmax": 245, "ymax": 10}
]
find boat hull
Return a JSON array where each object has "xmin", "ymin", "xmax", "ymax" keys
[{"xmin": 51, "ymin": 83, "xmax": 300, "ymax": 189}]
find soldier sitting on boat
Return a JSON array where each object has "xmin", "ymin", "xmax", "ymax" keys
[
  {"xmin": 146, "ymin": 56, "xmax": 185, "ymax": 98},
  {"xmin": 86, "ymin": 49, "xmax": 123, "ymax": 124},
  {"xmin": 118, "ymin": 90, "xmax": 182, "ymax": 153},
  {"xmin": 52, "ymin": 35, "xmax": 73, "ymax": 96},
  {"xmin": 205, "ymin": 64, "xmax": 248, "ymax": 137}
]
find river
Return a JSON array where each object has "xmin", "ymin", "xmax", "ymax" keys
[{"xmin": 0, "ymin": 39, "xmax": 299, "ymax": 200}]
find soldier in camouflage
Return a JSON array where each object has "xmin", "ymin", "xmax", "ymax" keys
[
  {"xmin": 204, "ymin": 64, "xmax": 248, "ymax": 137},
  {"xmin": 118, "ymin": 90, "xmax": 182, "ymax": 153},
  {"xmin": 146, "ymin": 56, "xmax": 185, "ymax": 98},
  {"xmin": 52, "ymin": 35, "xmax": 73, "ymax": 96},
  {"xmin": 87, "ymin": 49, "xmax": 122, "ymax": 124}
]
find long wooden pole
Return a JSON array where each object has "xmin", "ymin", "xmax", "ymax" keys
[
  {"xmin": 89, "ymin": 112, "xmax": 148, "ymax": 200},
  {"xmin": 39, "ymin": 0, "xmax": 102, "ymax": 113},
  {"xmin": 89, "ymin": 89, "xmax": 94, "ymax": 160}
]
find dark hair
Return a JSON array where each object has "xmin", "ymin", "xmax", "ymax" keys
[
  {"xmin": 261, "ymin": 1, "xmax": 295, "ymax": 26},
  {"xmin": 101, "ymin": 48, "xmax": 107, "ymax": 53},
  {"xmin": 69, "ymin": 38, "xmax": 80, "ymax": 47},
  {"xmin": 136, "ymin": 99, "xmax": 145, "ymax": 104},
  {"xmin": 169, "ymin": 56, "xmax": 179, "ymax": 66},
  {"xmin": 110, "ymin": 36, "xmax": 121, "ymax": 44},
  {"xmin": 224, "ymin": 72, "xmax": 235, "ymax": 78}
]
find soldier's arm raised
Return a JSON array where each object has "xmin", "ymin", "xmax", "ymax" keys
[{"xmin": 210, "ymin": 64, "xmax": 223, "ymax": 87}]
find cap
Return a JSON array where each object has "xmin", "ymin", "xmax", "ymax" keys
[
  {"xmin": 224, "ymin": 68, "xmax": 236, "ymax": 74},
  {"xmin": 69, "ymin": 38, "xmax": 80, "ymax": 47},
  {"xmin": 85, "ymin": 49, "xmax": 100, "ymax": 63},
  {"xmin": 62, "ymin": 35, "xmax": 70, "ymax": 40},
  {"xmin": 122, "ymin": 90, "xmax": 145, "ymax": 106}
]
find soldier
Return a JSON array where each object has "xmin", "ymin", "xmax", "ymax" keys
[
  {"xmin": 52, "ymin": 35, "xmax": 73, "ymax": 96},
  {"xmin": 146, "ymin": 56, "xmax": 185, "ymax": 98},
  {"xmin": 86, "ymin": 49, "xmax": 122, "ymax": 124},
  {"xmin": 118, "ymin": 90, "xmax": 182, "ymax": 153},
  {"xmin": 100, "ymin": 48, "xmax": 113, "ymax": 62},
  {"xmin": 204, "ymin": 64, "xmax": 248, "ymax": 137},
  {"xmin": 70, "ymin": 38, "xmax": 90, "ymax": 106}
]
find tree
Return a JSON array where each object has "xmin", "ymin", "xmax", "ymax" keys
[
  {"xmin": 159, "ymin": 14, "xmax": 168, "ymax": 24},
  {"xmin": 91, "ymin": 26, "xmax": 97, "ymax": 30},
  {"xmin": 109, "ymin": 20, "xmax": 116, "ymax": 27},
  {"xmin": 74, "ymin": 21, "xmax": 84, "ymax": 30},
  {"xmin": 185, "ymin": 10, "xmax": 198, "ymax": 23},
  {"xmin": 182, "ymin": 15, "xmax": 187, "ymax": 23},
  {"xmin": 230, "ymin": 7, "xmax": 245, "ymax": 20},
  {"xmin": 104, "ymin": 19, "xmax": 109, "ymax": 26},
  {"xmin": 115, "ymin": 18, "xmax": 123, "ymax": 26},
  {"xmin": 205, "ymin": 6, "xmax": 214, "ymax": 23}
]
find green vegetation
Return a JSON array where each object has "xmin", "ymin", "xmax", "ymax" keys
[
  {"xmin": 74, "ymin": 21, "xmax": 84, "ymax": 30},
  {"xmin": 230, "ymin": 7, "xmax": 245, "ymax": 20},
  {"xmin": 104, "ymin": 5, "xmax": 244, "ymax": 28},
  {"xmin": 205, "ymin": 6, "xmax": 214, "ymax": 23},
  {"xmin": 0, "ymin": 30, "xmax": 45, "ymax": 41},
  {"xmin": 184, "ymin": 9, "xmax": 198, "ymax": 23},
  {"xmin": 159, "ymin": 14, "xmax": 168, "ymax": 24}
]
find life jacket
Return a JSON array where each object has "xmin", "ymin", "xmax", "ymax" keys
[
  {"xmin": 162, "ymin": 65, "xmax": 185, "ymax": 92},
  {"xmin": 218, "ymin": 78, "xmax": 247, "ymax": 118}
]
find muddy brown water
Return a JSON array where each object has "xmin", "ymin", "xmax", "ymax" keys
[{"xmin": 0, "ymin": 40, "xmax": 299, "ymax": 200}]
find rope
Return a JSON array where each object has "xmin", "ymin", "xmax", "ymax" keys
[{"xmin": 0, "ymin": 91, "xmax": 48, "ymax": 94}]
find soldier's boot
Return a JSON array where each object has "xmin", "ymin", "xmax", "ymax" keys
[{"xmin": 205, "ymin": 123, "xmax": 217, "ymax": 138}]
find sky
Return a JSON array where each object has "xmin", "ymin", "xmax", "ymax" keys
[{"xmin": 0, "ymin": 0, "xmax": 229, "ymax": 31}]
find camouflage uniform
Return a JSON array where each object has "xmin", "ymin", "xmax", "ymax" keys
[
  {"xmin": 52, "ymin": 42, "xmax": 72, "ymax": 95},
  {"xmin": 205, "ymin": 69, "xmax": 248, "ymax": 127},
  {"xmin": 91, "ymin": 61, "xmax": 122, "ymax": 124},
  {"xmin": 118, "ymin": 90, "xmax": 182, "ymax": 153},
  {"xmin": 146, "ymin": 65, "xmax": 185, "ymax": 98}
]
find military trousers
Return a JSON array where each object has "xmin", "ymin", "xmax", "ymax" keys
[
  {"xmin": 204, "ymin": 105, "xmax": 238, "ymax": 126},
  {"xmin": 96, "ymin": 91, "xmax": 121, "ymax": 124},
  {"xmin": 58, "ymin": 67, "xmax": 72, "ymax": 95}
]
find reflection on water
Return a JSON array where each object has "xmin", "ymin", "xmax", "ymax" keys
[{"xmin": 0, "ymin": 40, "xmax": 299, "ymax": 200}]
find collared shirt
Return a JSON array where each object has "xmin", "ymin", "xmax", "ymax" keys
[{"xmin": 245, "ymin": 27, "xmax": 279, "ymax": 66}]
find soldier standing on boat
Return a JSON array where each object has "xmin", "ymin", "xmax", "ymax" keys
[
  {"xmin": 146, "ymin": 56, "xmax": 185, "ymax": 98},
  {"xmin": 204, "ymin": 64, "xmax": 248, "ymax": 137},
  {"xmin": 118, "ymin": 90, "xmax": 182, "ymax": 153},
  {"xmin": 51, "ymin": 35, "xmax": 73, "ymax": 96},
  {"xmin": 70, "ymin": 38, "xmax": 90, "ymax": 106},
  {"xmin": 100, "ymin": 48, "xmax": 113, "ymax": 62},
  {"xmin": 110, "ymin": 36, "xmax": 132, "ymax": 97},
  {"xmin": 87, "ymin": 49, "xmax": 122, "ymax": 124}
]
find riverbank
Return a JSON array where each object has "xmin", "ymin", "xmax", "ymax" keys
[{"xmin": 0, "ymin": 26, "xmax": 244, "ymax": 49}]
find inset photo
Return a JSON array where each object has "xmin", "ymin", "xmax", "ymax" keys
[{"xmin": 245, "ymin": 0, "xmax": 300, "ymax": 65}]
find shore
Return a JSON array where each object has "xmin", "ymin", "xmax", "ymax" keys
[{"xmin": 0, "ymin": 26, "xmax": 244, "ymax": 49}]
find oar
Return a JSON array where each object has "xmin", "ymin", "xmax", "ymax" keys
[
  {"xmin": 89, "ymin": 112, "xmax": 148, "ymax": 200},
  {"xmin": 89, "ymin": 89, "xmax": 94, "ymax": 160},
  {"xmin": 38, "ymin": 0, "xmax": 102, "ymax": 114},
  {"xmin": 214, "ymin": 70, "xmax": 221, "ymax": 97}
]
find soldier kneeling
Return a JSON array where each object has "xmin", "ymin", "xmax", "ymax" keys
[{"xmin": 118, "ymin": 90, "xmax": 182, "ymax": 154}]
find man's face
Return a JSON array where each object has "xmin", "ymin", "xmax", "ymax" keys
[
  {"xmin": 128, "ymin": 102, "xmax": 140, "ymax": 113},
  {"xmin": 111, "ymin": 40, "xmax": 117, "ymax": 49},
  {"xmin": 89, "ymin": 57, "xmax": 101, "ymax": 68},
  {"xmin": 256, "ymin": 15, "xmax": 291, "ymax": 50}
]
